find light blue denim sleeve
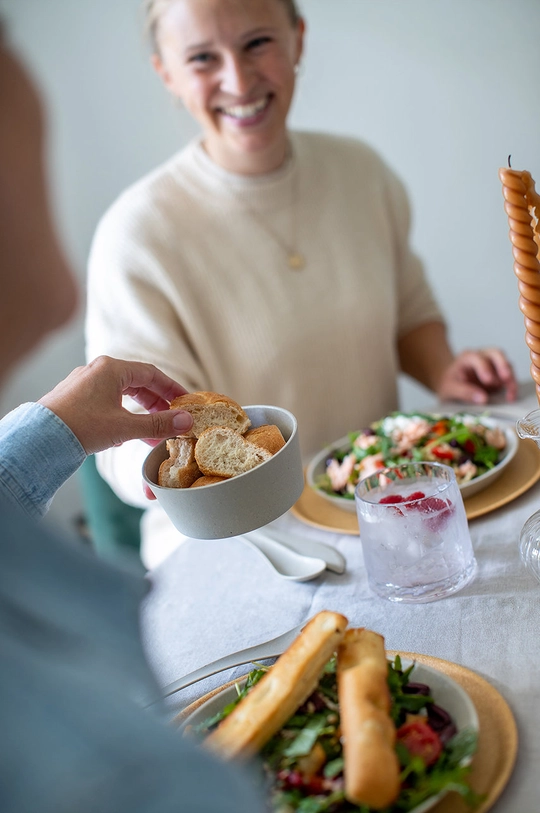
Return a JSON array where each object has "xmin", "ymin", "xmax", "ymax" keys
[{"xmin": 0, "ymin": 402, "xmax": 86, "ymax": 518}]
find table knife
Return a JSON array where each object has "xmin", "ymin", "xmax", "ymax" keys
[{"xmin": 156, "ymin": 620, "xmax": 307, "ymax": 701}]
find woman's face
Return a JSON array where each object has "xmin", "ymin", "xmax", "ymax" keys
[{"xmin": 153, "ymin": 0, "xmax": 304, "ymax": 174}]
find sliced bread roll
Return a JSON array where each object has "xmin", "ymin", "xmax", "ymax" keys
[
  {"xmin": 190, "ymin": 475, "xmax": 228, "ymax": 488},
  {"xmin": 244, "ymin": 424, "xmax": 286, "ymax": 455},
  {"xmin": 170, "ymin": 391, "xmax": 251, "ymax": 438},
  {"xmin": 158, "ymin": 437, "xmax": 200, "ymax": 488},
  {"xmin": 195, "ymin": 426, "xmax": 273, "ymax": 477}
]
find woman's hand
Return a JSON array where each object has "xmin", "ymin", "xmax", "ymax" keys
[
  {"xmin": 436, "ymin": 348, "xmax": 518, "ymax": 405},
  {"xmin": 38, "ymin": 355, "xmax": 193, "ymax": 454},
  {"xmin": 398, "ymin": 323, "xmax": 518, "ymax": 405}
]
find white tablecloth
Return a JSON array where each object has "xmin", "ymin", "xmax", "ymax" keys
[{"xmin": 141, "ymin": 393, "xmax": 540, "ymax": 813}]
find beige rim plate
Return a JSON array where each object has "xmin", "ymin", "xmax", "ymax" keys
[
  {"xmin": 387, "ymin": 653, "xmax": 518, "ymax": 813},
  {"xmin": 176, "ymin": 652, "xmax": 517, "ymax": 813},
  {"xmin": 290, "ymin": 438, "xmax": 540, "ymax": 535}
]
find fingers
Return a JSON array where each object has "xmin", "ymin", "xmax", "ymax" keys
[
  {"xmin": 440, "ymin": 378, "xmax": 489, "ymax": 405},
  {"xmin": 119, "ymin": 360, "xmax": 188, "ymax": 404},
  {"xmin": 40, "ymin": 356, "xmax": 194, "ymax": 454},
  {"xmin": 438, "ymin": 347, "xmax": 517, "ymax": 405},
  {"xmin": 460, "ymin": 348, "xmax": 518, "ymax": 402},
  {"xmin": 127, "ymin": 387, "xmax": 176, "ymax": 415},
  {"xmin": 478, "ymin": 348, "xmax": 518, "ymax": 401},
  {"xmin": 114, "ymin": 407, "xmax": 193, "ymax": 449},
  {"xmin": 143, "ymin": 482, "xmax": 157, "ymax": 501},
  {"xmin": 454, "ymin": 350, "xmax": 498, "ymax": 389},
  {"xmin": 459, "ymin": 348, "xmax": 515, "ymax": 388}
]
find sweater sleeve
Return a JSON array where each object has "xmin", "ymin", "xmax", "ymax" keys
[
  {"xmin": 0, "ymin": 402, "xmax": 86, "ymax": 518},
  {"xmin": 85, "ymin": 184, "xmax": 207, "ymax": 507},
  {"xmin": 380, "ymin": 161, "xmax": 444, "ymax": 338}
]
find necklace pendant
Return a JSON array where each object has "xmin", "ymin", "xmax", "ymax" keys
[{"xmin": 288, "ymin": 252, "xmax": 305, "ymax": 270}]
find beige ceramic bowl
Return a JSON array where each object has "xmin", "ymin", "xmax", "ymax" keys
[{"xmin": 143, "ymin": 405, "xmax": 304, "ymax": 539}]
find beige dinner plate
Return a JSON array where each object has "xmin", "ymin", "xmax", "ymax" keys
[
  {"xmin": 387, "ymin": 653, "xmax": 518, "ymax": 813},
  {"xmin": 290, "ymin": 438, "xmax": 540, "ymax": 535},
  {"xmin": 176, "ymin": 652, "xmax": 517, "ymax": 813}
]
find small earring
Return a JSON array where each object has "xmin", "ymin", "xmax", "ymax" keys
[{"xmin": 294, "ymin": 62, "xmax": 302, "ymax": 76}]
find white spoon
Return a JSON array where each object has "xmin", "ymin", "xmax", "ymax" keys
[
  {"xmin": 248, "ymin": 528, "xmax": 346, "ymax": 574},
  {"xmin": 238, "ymin": 533, "xmax": 326, "ymax": 581}
]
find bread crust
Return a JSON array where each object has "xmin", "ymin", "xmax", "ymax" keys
[
  {"xmin": 337, "ymin": 629, "xmax": 400, "ymax": 809},
  {"xmin": 190, "ymin": 475, "xmax": 228, "ymax": 488},
  {"xmin": 170, "ymin": 391, "xmax": 251, "ymax": 438},
  {"xmin": 204, "ymin": 611, "xmax": 348, "ymax": 761},
  {"xmin": 244, "ymin": 424, "xmax": 286, "ymax": 455}
]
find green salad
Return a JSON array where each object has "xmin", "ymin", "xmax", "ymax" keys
[
  {"xmin": 195, "ymin": 656, "xmax": 481, "ymax": 813},
  {"xmin": 317, "ymin": 412, "xmax": 507, "ymax": 501}
]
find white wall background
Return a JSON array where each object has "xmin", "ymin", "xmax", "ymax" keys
[{"xmin": 1, "ymin": 0, "xmax": 539, "ymax": 533}]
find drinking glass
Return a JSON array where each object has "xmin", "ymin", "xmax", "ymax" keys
[{"xmin": 355, "ymin": 462, "xmax": 477, "ymax": 603}]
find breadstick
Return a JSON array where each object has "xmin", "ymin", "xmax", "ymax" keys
[
  {"xmin": 337, "ymin": 628, "xmax": 400, "ymax": 810},
  {"xmin": 204, "ymin": 611, "xmax": 348, "ymax": 760}
]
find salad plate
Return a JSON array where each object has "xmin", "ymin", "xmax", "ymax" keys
[
  {"xmin": 306, "ymin": 414, "xmax": 519, "ymax": 515},
  {"xmin": 177, "ymin": 653, "xmax": 517, "ymax": 813},
  {"xmin": 292, "ymin": 436, "xmax": 540, "ymax": 533}
]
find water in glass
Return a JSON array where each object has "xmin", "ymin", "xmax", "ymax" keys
[{"xmin": 355, "ymin": 462, "xmax": 477, "ymax": 603}]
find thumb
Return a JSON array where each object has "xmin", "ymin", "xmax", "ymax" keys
[{"xmin": 131, "ymin": 408, "xmax": 194, "ymax": 446}]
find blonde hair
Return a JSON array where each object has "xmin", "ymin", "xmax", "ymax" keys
[{"xmin": 144, "ymin": 0, "xmax": 301, "ymax": 55}]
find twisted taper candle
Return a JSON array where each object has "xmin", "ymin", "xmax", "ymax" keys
[{"xmin": 499, "ymin": 166, "xmax": 540, "ymax": 400}]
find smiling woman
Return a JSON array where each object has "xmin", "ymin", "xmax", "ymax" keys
[{"xmin": 85, "ymin": 0, "xmax": 517, "ymax": 570}]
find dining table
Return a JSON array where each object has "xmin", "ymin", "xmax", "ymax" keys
[{"xmin": 140, "ymin": 385, "xmax": 540, "ymax": 813}]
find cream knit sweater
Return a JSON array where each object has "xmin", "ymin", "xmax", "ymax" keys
[{"xmin": 86, "ymin": 131, "xmax": 442, "ymax": 567}]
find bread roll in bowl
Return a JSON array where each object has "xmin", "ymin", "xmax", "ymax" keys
[
  {"xmin": 170, "ymin": 391, "xmax": 251, "ymax": 438},
  {"xmin": 160, "ymin": 392, "xmax": 287, "ymax": 486},
  {"xmin": 195, "ymin": 427, "xmax": 272, "ymax": 478},
  {"xmin": 190, "ymin": 475, "xmax": 228, "ymax": 488},
  {"xmin": 142, "ymin": 405, "xmax": 303, "ymax": 539},
  {"xmin": 244, "ymin": 424, "xmax": 286, "ymax": 456},
  {"xmin": 158, "ymin": 437, "xmax": 200, "ymax": 488}
]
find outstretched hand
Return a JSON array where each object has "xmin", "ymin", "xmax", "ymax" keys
[
  {"xmin": 436, "ymin": 348, "xmax": 518, "ymax": 405},
  {"xmin": 38, "ymin": 355, "xmax": 193, "ymax": 454}
]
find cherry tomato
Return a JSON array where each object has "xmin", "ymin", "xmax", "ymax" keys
[
  {"xmin": 431, "ymin": 445, "xmax": 455, "ymax": 461},
  {"xmin": 396, "ymin": 720, "xmax": 442, "ymax": 767}
]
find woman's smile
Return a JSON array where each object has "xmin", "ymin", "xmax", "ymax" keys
[{"xmin": 218, "ymin": 93, "xmax": 272, "ymax": 125}]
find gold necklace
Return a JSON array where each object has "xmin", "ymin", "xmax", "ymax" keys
[{"xmin": 229, "ymin": 158, "xmax": 305, "ymax": 271}]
